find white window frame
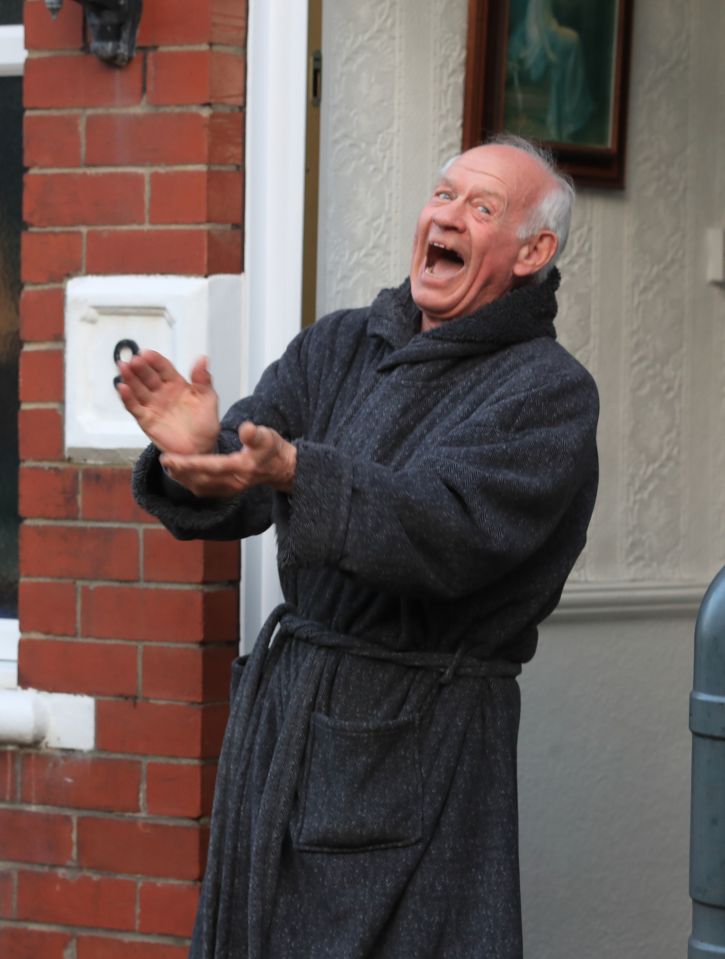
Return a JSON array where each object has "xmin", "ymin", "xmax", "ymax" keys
[{"xmin": 0, "ymin": 22, "xmax": 25, "ymax": 686}]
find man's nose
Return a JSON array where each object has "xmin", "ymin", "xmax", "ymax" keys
[{"xmin": 431, "ymin": 199, "xmax": 465, "ymax": 231}]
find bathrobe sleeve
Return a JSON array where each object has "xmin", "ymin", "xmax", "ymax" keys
[{"xmin": 273, "ymin": 370, "xmax": 598, "ymax": 600}]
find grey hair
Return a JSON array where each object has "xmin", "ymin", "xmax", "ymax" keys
[{"xmin": 439, "ymin": 133, "xmax": 575, "ymax": 283}]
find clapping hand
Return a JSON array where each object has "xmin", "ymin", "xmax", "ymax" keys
[
  {"xmin": 117, "ymin": 351, "xmax": 296, "ymax": 497},
  {"xmin": 160, "ymin": 421, "xmax": 297, "ymax": 497},
  {"xmin": 116, "ymin": 350, "xmax": 221, "ymax": 455}
]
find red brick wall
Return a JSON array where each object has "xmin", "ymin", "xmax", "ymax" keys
[{"xmin": 2, "ymin": 1, "xmax": 246, "ymax": 955}]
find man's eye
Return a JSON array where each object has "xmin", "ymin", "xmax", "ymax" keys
[
  {"xmin": 435, "ymin": 190, "xmax": 453, "ymax": 200},
  {"xmin": 476, "ymin": 203, "xmax": 492, "ymax": 215}
]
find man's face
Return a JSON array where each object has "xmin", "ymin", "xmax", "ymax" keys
[{"xmin": 409, "ymin": 145, "xmax": 554, "ymax": 330}]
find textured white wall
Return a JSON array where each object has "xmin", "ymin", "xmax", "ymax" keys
[
  {"xmin": 318, "ymin": 0, "xmax": 725, "ymax": 587},
  {"xmin": 317, "ymin": 0, "xmax": 467, "ymax": 315},
  {"xmin": 317, "ymin": 0, "xmax": 725, "ymax": 954}
]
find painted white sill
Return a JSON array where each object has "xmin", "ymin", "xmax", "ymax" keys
[
  {"xmin": 0, "ymin": 24, "xmax": 26, "ymax": 77},
  {"xmin": 0, "ymin": 620, "xmax": 95, "ymax": 750}
]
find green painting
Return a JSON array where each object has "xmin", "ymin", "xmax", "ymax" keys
[{"xmin": 504, "ymin": 0, "xmax": 619, "ymax": 149}]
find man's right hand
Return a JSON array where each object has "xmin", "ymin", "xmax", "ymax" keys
[{"xmin": 116, "ymin": 350, "xmax": 221, "ymax": 455}]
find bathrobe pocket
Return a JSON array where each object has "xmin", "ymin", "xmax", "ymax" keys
[{"xmin": 295, "ymin": 712, "xmax": 422, "ymax": 852}]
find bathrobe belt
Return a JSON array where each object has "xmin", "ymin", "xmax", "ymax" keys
[{"xmin": 256, "ymin": 603, "xmax": 522, "ymax": 686}]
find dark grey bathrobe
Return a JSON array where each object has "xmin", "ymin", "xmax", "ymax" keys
[{"xmin": 133, "ymin": 269, "xmax": 599, "ymax": 959}]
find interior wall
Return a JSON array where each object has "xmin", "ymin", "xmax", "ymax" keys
[{"xmin": 317, "ymin": 0, "xmax": 725, "ymax": 955}]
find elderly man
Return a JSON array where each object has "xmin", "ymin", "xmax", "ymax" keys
[{"xmin": 120, "ymin": 135, "xmax": 598, "ymax": 959}]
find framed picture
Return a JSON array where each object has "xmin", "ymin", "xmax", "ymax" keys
[{"xmin": 462, "ymin": 0, "xmax": 634, "ymax": 188}]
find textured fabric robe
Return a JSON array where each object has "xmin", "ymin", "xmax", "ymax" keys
[{"xmin": 133, "ymin": 270, "xmax": 599, "ymax": 959}]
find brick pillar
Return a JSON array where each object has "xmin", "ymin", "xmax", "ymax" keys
[{"xmin": 1, "ymin": 2, "xmax": 246, "ymax": 955}]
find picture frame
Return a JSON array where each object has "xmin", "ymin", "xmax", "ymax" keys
[{"xmin": 462, "ymin": 0, "xmax": 634, "ymax": 189}]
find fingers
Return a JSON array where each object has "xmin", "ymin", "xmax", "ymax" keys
[
  {"xmin": 117, "ymin": 360, "xmax": 154, "ymax": 405},
  {"xmin": 238, "ymin": 421, "xmax": 276, "ymax": 450},
  {"xmin": 190, "ymin": 356, "xmax": 213, "ymax": 388},
  {"xmin": 115, "ymin": 381, "xmax": 144, "ymax": 418},
  {"xmin": 160, "ymin": 450, "xmax": 246, "ymax": 498},
  {"xmin": 127, "ymin": 353, "xmax": 163, "ymax": 391},
  {"xmin": 238, "ymin": 421, "xmax": 259, "ymax": 447},
  {"xmin": 141, "ymin": 350, "xmax": 183, "ymax": 383}
]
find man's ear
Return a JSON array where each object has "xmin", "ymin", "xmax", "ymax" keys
[{"xmin": 512, "ymin": 231, "xmax": 558, "ymax": 279}]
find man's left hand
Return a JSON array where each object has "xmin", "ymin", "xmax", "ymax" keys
[{"xmin": 160, "ymin": 421, "xmax": 297, "ymax": 497}]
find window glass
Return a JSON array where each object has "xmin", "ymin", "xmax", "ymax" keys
[
  {"xmin": 0, "ymin": 75, "xmax": 22, "ymax": 617},
  {"xmin": 0, "ymin": 1, "xmax": 23, "ymax": 26}
]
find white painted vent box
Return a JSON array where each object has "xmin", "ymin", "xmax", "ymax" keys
[{"xmin": 65, "ymin": 274, "xmax": 243, "ymax": 463}]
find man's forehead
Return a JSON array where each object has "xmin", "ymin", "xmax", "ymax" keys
[{"xmin": 444, "ymin": 145, "xmax": 549, "ymax": 207}]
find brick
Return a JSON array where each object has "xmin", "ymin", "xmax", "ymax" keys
[
  {"xmin": 95, "ymin": 699, "xmax": 200, "ymax": 757},
  {"xmin": 150, "ymin": 171, "xmax": 208, "ymax": 225},
  {"xmin": 24, "ymin": 55, "xmax": 143, "ymax": 109},
  {"xmin": 20, "ymin": 525, "xmax": 139, "ymax": 581},
  {"xmin": 81, "ymin": 467, "xmax": 150, "ymax": 523},
  {"xmin": 142, "ymin": 644, "xmax": 236, "ymax": 703},
  {"xmin": 0, "ymin": 926, "xmax": 72, "ymax": 959},
  {"xmin": 77, "ymin": 817, "xmax": 205, "ymax": 880},
  {"xmin": 19, "ymin": 465, "xmax": 78, "ymax": 520},
  {"xmin": 136, "ymin": 52, "xmax": 243, "ymax": 108},
  {"xmin": 0, "ymin": 870, "xmax": 13, "ymax": 917},
  {"xmin": 21, "ymin": 231, "xmax": 82, "ymax": 283},
  {"xmin": 207, "ymin": 229, "xmax": 242, "ymax": 273},
  {"xmin": 82, "ymin": 585, "xmax": 232, "ymax": 643},
  {"xmin": 76, "ymin": 937, "xmax": 188, "ymax": 959},
  {"xmin": 143, "ymin": 529, "xmax": 239, "ymax": 583},
  {"xmin": 87, "ymin": 112, "xmax": 209, "ymax": 166},
  {"xmin": 0, "ymin": 809, "xmax": 72, "ymax": 866},
  {"xmin": 24, "ymin": 172, "xmax": 145, "ymax": 227},
  {"xmin": 134, "ymin": 0, "xmax": 244, "ymax": 47},
  {"xmin": 18, "ymin": 407, "xmax": 64, "ymax": 461},
  {"xmin": 207, "ymin": 171, "xmax": 243, "ymax": 225},
  {"xmin": 24, "ymin": 0, "xmax": 84, "ymax": 51},
  {"xmin": 137, "ymin": 0, "xmax": 211, "ymax": 45},
  {"xmin": 203, "ymin": 589, "xmax": 239, "ymax": 642},
  {"xmin": 24, "ymin": 113, "xmax": 81, "ymax": 168},
  {"xmin": 22, "ymin": 754, "xmax": 141, "ymax": 812},
  {"xmin": 0, "ymin": 750, "xmax": 17, "ymax": 802},
  {"xmin": 18, "ymin": 348, "xmax": 63, "ymax": 403},
  {"xmin": 18, "ymin": 638, "xmax": 137, "ymax": 696},
  {"xmin": 19, "ymin": 580, "xmax": 76, "ymax": 637},
  {"xmin": 87, "ymin": 229, "xmax": 208, "ymax": 275},
  {"xmin": 210, "ymin": 51, "xmax": 245, "ymax": 106},
  {"xmin": 19, "ymin": 287, "xmax": 65, "ymax": 342},
  {"xmin": 201, "ymin": 703, "xmax": 229, "ymax": 758},
  {"xmin": 139, "ymin": 881, "xmax": 199, "ymax": 937},
  {"xmin": 147, "ymin": 51, "xmax": 211, "ymax": 106},
  {"xmin": 145, "ymin": 760, "xmax": 216, "ymax": 818},
  {"xmin": 17, "ymin": 870, "xmax": 136, "ymax": 930},
  {"xmin": 209, "ymin": 112, "xmax": 243, "ymax": 166},
  {"xmin": 96, "ymin": 699, "xmax": 226, "ymax": 759},
  {"xmin": 211, "ymin": 0, "xmax": 247, "ymax": 45}
]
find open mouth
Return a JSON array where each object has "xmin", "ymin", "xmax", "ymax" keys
[{"xmin": 424, "ymin": 241, "xmax": 464, "ymax": 277}]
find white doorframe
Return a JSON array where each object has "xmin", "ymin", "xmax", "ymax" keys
[{"xmin": 241, "ymin": 0, "xmax": 309, "ymax": 646}]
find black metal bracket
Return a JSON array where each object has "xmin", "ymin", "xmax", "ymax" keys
[{"xmin": 45, "ymin": 0, "xmax": 143, "ymax": 68}]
